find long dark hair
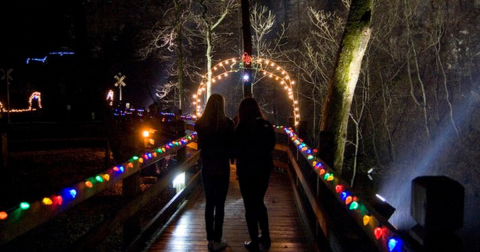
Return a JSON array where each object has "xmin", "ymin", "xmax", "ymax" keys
[
  {"xmin": 237, "ymin": 97, "xmax": 266, "ymax": 126},
  {"xmin": 197, "ymin": 93, "xmax": 230, "ymax": 131}
]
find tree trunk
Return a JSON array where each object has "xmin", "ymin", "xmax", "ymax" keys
[
  {"xmin": 319, "ymin": 0, "xmax": 373, "ymax": 175},
  {"xmin": 241, "ymin": 0, "xmax": 252, "ymax": 97},
  {"xmin": 175, "ymin": 0, "xmax": 185, "ymax": 112},
  {"xmin": 206, "ymin": 28, "xmax": 213, "ymax": 99}
]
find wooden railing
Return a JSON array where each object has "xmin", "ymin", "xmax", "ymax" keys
[
  {"xmin": 0, "ymin": 130, "xmax": 200, "ymax": 252},
  {"xmin": 2, "ymin": 124, "xmax": 410, "ymax": 252},
  {"xmin": 274, "ymin": 126, "xmax": 409, "ymax": 252}
]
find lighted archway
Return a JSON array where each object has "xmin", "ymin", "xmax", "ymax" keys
[
  {"xmin": 193, "ymin": 57, "xmax": 300, "ymax": 125},
  {"xmin": 28, "ymin": 92, "xmax": 42, "ymax": 110}
]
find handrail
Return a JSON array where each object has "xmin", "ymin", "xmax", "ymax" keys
[
  {"xmin": 70, "ymin": 151, "xmax": 201, "ymax": 252},
  {"xmin": 0, "ymin": 132, "xmax": 198, "ymax": 246},
  {"xmin": 277, "ymin": 126, "xmax": 407, "ymax": 252}
]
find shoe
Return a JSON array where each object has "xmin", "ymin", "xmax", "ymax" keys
[
  {"xmin": 244, "ymin": 240, "xmax": 260, "ymax": 251},
  {"xmin": 208, "ymin": 240, "xmax": 214, "ymax": 250},
  {"xmin": 258, "ymin": 235, "xmax": 271, "ymax": 250},
  {"xmin": 211, "ymin": 239, "xmax": 227, "ymax": 251}
]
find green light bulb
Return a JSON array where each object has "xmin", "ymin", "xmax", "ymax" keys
[
  {"xmin": 20, "ymin": 202, "xmax": 30, "ymax": 210},
  {"xmin": 349, "ymin": 201, "xmax": 359, "ymax": 210}
]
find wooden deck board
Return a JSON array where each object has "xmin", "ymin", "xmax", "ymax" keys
[{"xmin": 146, "ymin": 164, "xmax": 312, "ymax": 252}]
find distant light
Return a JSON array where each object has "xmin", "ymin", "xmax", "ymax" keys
[
  {"xmin": 143, "ymin": 130, "xmax": 150, "ymax": 138},
  {"xmin": 376, "ymin": 194, "xmax": 387, "ymax": 202},
  {"xmin": 26, "ymin": 56, "xmax": 47, "ymax": 64},
  {"xmin": 243, "ymin": 73, "xmax": 249, "ymax": 82},
  {"xmin": 49, "ymin": 51, "xmax": 74, "ymax": 56}
]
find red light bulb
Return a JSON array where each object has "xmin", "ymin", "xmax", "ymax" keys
[
  {"xmin": 335, "ymin": 185, "xmax": 344, "ymax": 193},
  {"xmin": 374, "ymin": 227, "xmax": 383, "ymax": 239}
]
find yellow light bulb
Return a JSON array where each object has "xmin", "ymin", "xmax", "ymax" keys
[
  {"xmin": 43, "ymin": 197, "xmax": 53, "ymax": 205},
  {"xmin": 363, "ymin": 215, "xmax": 371, "ymax": 226}
]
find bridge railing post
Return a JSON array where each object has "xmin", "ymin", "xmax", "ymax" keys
[
  {"xmin": 122, "ymin": 169, "xmax": 141, "ymax": 249},
  {"xmin": 176, "ymin": 113, "xmax": 186, "ymax": 164}
]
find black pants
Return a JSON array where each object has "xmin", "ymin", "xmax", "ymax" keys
[
  {"xmin": 202, "ymin": 168, "xmax": 230, "ymax": 242},
  {"xmin": 238, "ymin": 172, "xmax": 271, "ymax": 243}
]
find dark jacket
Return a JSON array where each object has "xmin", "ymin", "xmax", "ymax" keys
[
  {"xmin": 234, "ymin": 118, "xmax": 276, "ymax": 177},
  {"xmin": 195, "ymin": 118, "xmax": 235, "ymax": 176}
]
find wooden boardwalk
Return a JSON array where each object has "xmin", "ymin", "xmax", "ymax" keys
[{"xmin": 146, "ymin": 164, "xmax": 313, "ymax": 252}]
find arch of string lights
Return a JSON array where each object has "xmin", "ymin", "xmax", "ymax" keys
[{"xmin": 192, "ymin": 57, "xmax": 300, "ymax": 126}]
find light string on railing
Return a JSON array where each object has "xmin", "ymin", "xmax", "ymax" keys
[
  {"xmin": 0, "ymin": 132, "xmax": 197, "ymax": 223},
  {"xmin": 280, "ymin": 126, "xmax": 404, "ymax": 252}
]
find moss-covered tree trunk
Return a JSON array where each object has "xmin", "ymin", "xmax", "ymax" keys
[{"xmin": 319, "ymin": 0, "xmax": 373, "ymax": 175}]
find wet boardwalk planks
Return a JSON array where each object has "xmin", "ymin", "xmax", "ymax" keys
[{"xmin": 146, "ymin": 164, "xmax": 313, "ymax": 252}]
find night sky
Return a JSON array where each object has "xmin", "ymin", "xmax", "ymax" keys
[{"xmin": 1, "ymin": 1, "xmax": 74, "ymax": 65}]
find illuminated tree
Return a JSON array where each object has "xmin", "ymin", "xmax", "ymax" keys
[
  {"xmin": 319, "ymin": 0, "xmax": 373, "ymax": 174},
  {"xmin": 136, "ymin": 0, "xmax": 196, "ymax": 112},
  {"xmin": 196, "ymin": 0, "xmax": 237, "ymax": 99}
]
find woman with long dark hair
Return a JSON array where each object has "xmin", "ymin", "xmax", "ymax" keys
[
  {"xmin": 234, "ymin": 97, "xmax": 276, "ymax": 251},
  {"xmin": 194, "ymin": 94, "xmax": 235, "ymax": 251}
]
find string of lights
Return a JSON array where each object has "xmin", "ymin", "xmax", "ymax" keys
[
  {"xmin": 281, "ymin": 126, "xmax": 405, "ymax": 252},
  {"xmin": 0, "ymin": 132, "xmax": 197, "ymax": 225},
  {"xmin": 193, "ymin": 57, "xmax": 300, "ymax": 126}
]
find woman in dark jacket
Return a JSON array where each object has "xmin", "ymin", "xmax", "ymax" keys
[
  {"xmin": 234, "ymin": 97, "xmax": 275, "ymax": 252},
  {"xmin": 194, "ymin": 94, "xmax": 235, "ymax": 251}
]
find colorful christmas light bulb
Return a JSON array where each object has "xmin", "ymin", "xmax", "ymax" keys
[
  {"xmin": 374, "ymin": 227, "xmax": 383, "ymax": 239},
  {"xmin": 43, "ymin": 197, "xmax": 53, "ymax": 205},
  {"xmin": 388, "ymin": 238, "xmax": 399, "ymax": 251},
  {"xmin": 324, "ymin": 173, "xmax": 331, "ymax": 180},
  {"xmin": 349, "ymin": 201, "xmax": 359, "ymax": 210},
  {"xmin": 363, "ymin": 215, "xmax": 371, "ymax": 226},
  {"xmin": 20, "ymin": 202, "xmax": 30, "ymax": 210},
  {"xmin": 345, "ymin": 196, "xmax": 353, "ymax": 205},
  {"xmin": 69, "ymin": 189, "xmax": 77, "ymax": 199},
  {"xmin": 54, "ymin": 196, "xmax": 63, "ymax": 205},
  {"xmin": 335, "ymin": 184, "xmax": 344, "ymax": 193},
  {"xmin": 0, "ymin": 211, "xmax": 7, "ymax": 220}
]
